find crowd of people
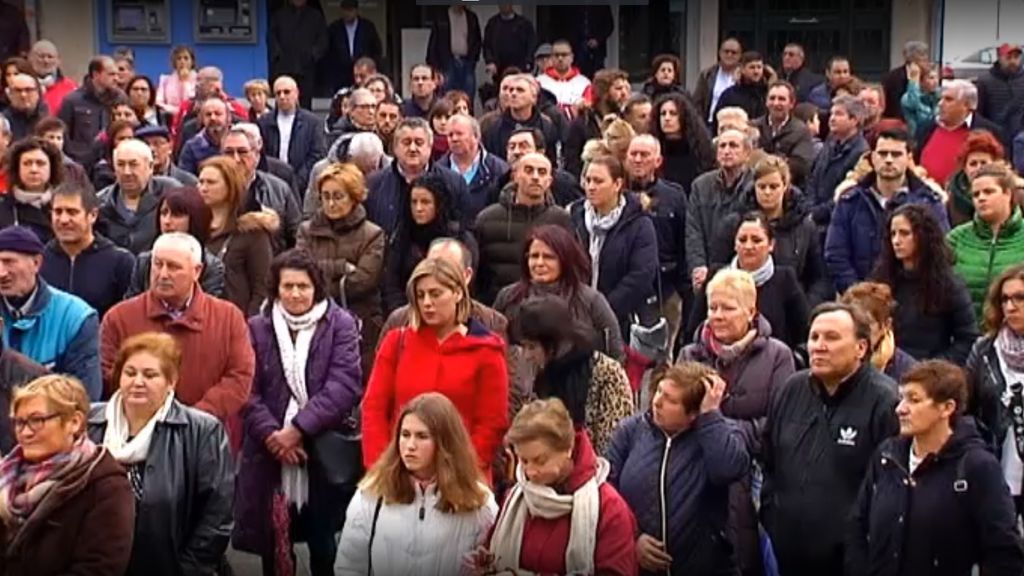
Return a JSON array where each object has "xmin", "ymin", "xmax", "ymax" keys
[{"xmin": 2, "ymin": 1, "xmax": 1024, "ymax": 575}]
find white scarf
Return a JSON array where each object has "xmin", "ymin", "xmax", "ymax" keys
[
  {"xmin": 11, "ymin": 188, "xmax": 52, "ymax": 209},
  {"xmin": 102, "ymin": 390, "xmax": 176, "ymax": 464},
  {"xmin": 489, "ymin": 456, "xmax": 610, "ymax": 575},
  {"xmin": 582, "ymin": 196, "xmax": 625, "ymax": 289},
  {"xmin": 272, "ymin": 299, "xmax": 329, "ymax": 510},
  {"xmin": 731, "ymin": 254, "xmax": 775, "ymax": 287}
]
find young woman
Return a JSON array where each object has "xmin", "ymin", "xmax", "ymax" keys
[
  {"xmin": 364, "ymin": 74, "xmax": 395, "ymax": 104},
  {"xmin": 0, "ymin": 137, "xmax": 63, "ymax": 242},
  {"xmin": 234, "ymin": 250, "xmax": 363, "ymax": 576},
  {"xmin": 871, "ymin": 204, "xmax": 978, "ymax": 363},
  {"xmin": 337, "ymin": 393, "xmax": 497, "ymax": 575},
  {"xmin": 650, "ymin": 92, "xmax": 715, "ymax": 191},
  {"xmin": 479, "ymin": 398, "xmax": 638, "ymax": 575},
  {"xmin": 198, "ymin": 155, "xmax": 276, "ymax": 315},
  {"xmin": 494, "ymin": 224, "xmax": 625, "ymax": 362},
  {"xmin": 428, "ymin": 99, "xmax": 453, "ymax": 163},
  {"xmin": 840, "ymin": 282, "xmax": 919, "ymax": 383},
  {"xmin": 570, "ymin": 155, "xmax": 659, "ymax": 341},
  {"xmin": 89, "ymin": 333, "xmax": 234, "ymax": 576},
  {"xmin": 127, "ymin": 75, "xmax": 166, "ymax": 128},
  {"xmin": 156, "ymin": 45, "xmax": 197, "ymax": 116},
  {"xmin": 848, "ymin": 360, "xmax": 1024, "ymax": 576},
  {"xmin": 362, "ymin": 257, "xmax": 508, "ymax": 474},
  {"xmin": 243, "ymin": 79, "xmax": 272, "ymax": 122}
]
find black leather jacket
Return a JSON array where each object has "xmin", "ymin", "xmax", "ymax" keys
[{"xmin": 87, "ymin": 399, "xmax": 234, "ymax": 576}]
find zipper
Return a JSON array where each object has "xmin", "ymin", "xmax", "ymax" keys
[
  {"xmin": 986, "ymin": 228, "xmax": 999, "ymax": 289},
  {"xmin": 67, "ymin": 255, "xmax": 75, "ymax": 292},
  {"xmin": 658, "ymin": 428, "xmax": 679, "ymax": 576}
]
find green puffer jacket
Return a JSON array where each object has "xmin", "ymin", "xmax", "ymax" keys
[{"xmin": 948, "ymin": 208, "xmax": 1024, "ymax": 321}]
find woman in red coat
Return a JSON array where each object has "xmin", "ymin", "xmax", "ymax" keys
[
  {"xmin": 479, "ymin": 398, "xmax": 638, "ymax": 576},
  {"xmin": 362, "ymin": 256, "xmax": 509, "ymax": 473}
]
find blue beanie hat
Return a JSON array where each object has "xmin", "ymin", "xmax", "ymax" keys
[{"xmin": 0, "ymin": 226, "xmax": 44, "ymax": 256}]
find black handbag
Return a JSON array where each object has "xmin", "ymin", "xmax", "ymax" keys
[{"xmin": 310, "ymin": 410, "xmax": 363, "ymax": 487}]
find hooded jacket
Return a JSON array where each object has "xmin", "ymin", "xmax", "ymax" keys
[
  {"xmin": 206, "ymin": 209, "xmax": 278, "ymax": 316},
  {"xmin": 97, "ymin": 175, "xmax": 182, "ymax": 255},
  {"xmin": 608, "ymin": 410, "xmax": 749, "ymax": 576},
  {"xmin": 437, "ymin": 148, "xmax": 510, "ymax": 221},
  {"xmin": 947, "ymin": 208, "xmax": 1024, "ymax": 320},
  {"xmin": 362, "ymin": 319, "xmax": 509, "ymax": 471},
  {"xmin": 474, "ymin": 183, "xmax": 572, "ymax": 304},
  {"xmin": 40, "ymin": 234, "xmax": 135, "ymax": 318},
  {"xmin": 846, "ymin": 418, "xmax": 1024, "ymax": 576}
]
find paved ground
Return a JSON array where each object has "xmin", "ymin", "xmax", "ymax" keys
[{"xmin": 226, "ymin": 545, "xmax": 311, "ymax": 576}]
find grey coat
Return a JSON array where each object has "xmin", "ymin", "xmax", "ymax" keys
[{"xmin": 685, "ymin": 168, "xmax": 754, "ymax": 273}]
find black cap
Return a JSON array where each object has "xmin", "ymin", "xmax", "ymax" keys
[{"xmin": 135, "ymin": 125, "xmax": 171, "ymax": 141}]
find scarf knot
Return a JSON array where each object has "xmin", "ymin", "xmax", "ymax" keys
[
  {"xmin": 582, "ymin": 196, "xmax": 625, "ymax": 288},
  {"xmin": 700, "ymin": 322, "xmax": 757, "ymax": 365}
]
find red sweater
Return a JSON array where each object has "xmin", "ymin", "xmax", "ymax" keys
[
  {"xmin": 43, "ymin": 75, "xmax": 77, "ymax": 115},
  {"xmin": 920, "ymin": 124, "xmax": 969, "ymax": 186},
  {"xmin": 362, "ymin": 320, "xmax": 509, "ymax": 470},
  {"xmin": 499, "ymin": 431, "xmax": 639, "ymax": 576}
]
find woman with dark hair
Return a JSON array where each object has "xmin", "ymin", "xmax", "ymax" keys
[
  {"xmin": 428, "ymin": 98, "xmax": 453, "ymax": 163},
  {"xmin": 650, "ymin": 92, "xmax": 715, "ymax": 191},
  {"xmin": 381, "ymin": 172, "xmax": 475, "ymax": 313},
  {"xmin": 564, "ymin": 69, "xmax": 633, "ymax": 177},
  {"xmin": 848, "ymin": 360, "xmax": 1024, "ymax": 576},
  {"xmin": 127, "ymin": 186, "xmax": 226, "ymax": 297},
  {"xmin": 234, "ymin": 248, "xmax": 363, "ymax": 576},
  {"xmin": 642, "ymin": 54, "xmax": 688, "ymax": 100},
  {"xmin": 126, "ymin": 75, "xmax": 166, "ymax": 128},
  {"xmin": 0, "ymin": 136, "xmax": 63, "ymax": 242},
  {"xmin": 840, "ymin": 282, "xmax": 918, "ymax": 383},
  {"xmin": 713, "ymin": 51, "xmax": 769, "ymax": 129},
  {"xmin": 946, "ymin": 130, "xmax": 1007, "ymax": 227},
  {"xmin": 570, "ymin": 155, "xmax": 659, "ymax": 340},
  {"xmin": 494, "ymin": 224, "xmax": 624, "ymax": 361},
  {"xmin": 515, "ymin": 295, "xmax": 633, "ymax": 454},
  {"xmin": 871, "ymin": 204, "xmax": 978, "ymax": 363}
]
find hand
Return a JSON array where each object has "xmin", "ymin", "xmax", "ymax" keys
[
  {"xmin": 586, "ymin": 39, "xmax": 599, "ymax": 49},
  {"xmin": 701, "ymin": 373, "xmax": 727, "ymax": 414},
  {"xmin": 692, "ymin": 266, "xmax": 709, "ymax": 289},
  {"xmin": 277, "ymin": 425, "xmax": 304, "ymax": 451},
  {"xmin": 466, "ymin": 545, "xmax": 496, "ymax": 575},
  {"xmin": 279, "ymin": 446, "xmax": 308, "ymax": 466},
  {"xmin": 485, "ymin": 63, "xmax": 497, "ymax": 77},
  {"xmin": 636, "ymin": 534, "xmax": 672, "ymax": 571},
  {"xmin": 907, "ymin": 62, "xmax": 921, "ymax": 82}
]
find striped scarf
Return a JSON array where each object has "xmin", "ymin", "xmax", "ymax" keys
[{"xmin": 0, "ymin": 436, "xmax": 98, "ymax": 524}]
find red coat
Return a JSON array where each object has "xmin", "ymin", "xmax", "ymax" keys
[
  {"xmin": 499, "ymin": 430, "xmax": 639, "ymax": 576},
  {"xmin": 362, "ymin": 319, "xmax": 509, "ymax": 471},
  {"xmin": 42, "ymin": 75, "xmax": 77, "ymax": 115}
]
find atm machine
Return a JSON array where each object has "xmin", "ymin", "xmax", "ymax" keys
[
  {"xmin": 195, "ymin": 0, "xmax": 257, "ymax": 43},
  {"xmin": 107, "ymin": 0, "xmax": 170, "ymax": 43}
]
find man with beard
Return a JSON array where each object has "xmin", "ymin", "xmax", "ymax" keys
[
  {"xmin": 58, "ymin": 55, "xmax": 119, "ymax": 163},
  {"xmin": 179, "ymin": 97, "xmax": 231, "ymax": 175},
  {"xmin": 375, "ymin": 95, "xmax": 402, "ymax": 155},
  {"xmin": 977, "ymin": 42, "xmax": 1024, "ymax": 127}
]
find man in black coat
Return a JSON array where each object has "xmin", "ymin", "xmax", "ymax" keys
[
  {"xmin": 500, "ymin": 127, "xmax": 581, "ymax": 208},
  {"xmin": 427, "ymin": 5, "xmax": 482, "ymax": 101},
  {"xmin": 257, "ymin": 76, "xmax": 326, "ymax": 193},
  {"xmin": 2, "ymin": 73, "xmax": 48, "ymax": 140},
  {"xmin": 483, "ymin": 5, "xmax": 537, "ymax": 79},
  {"xmin": 779, "ymin": 43, "xmax": 823, "ymax": 103},
  {"xmin": 57, "ymin": 56, "xmax": 118, "ymax": 164},
  {"xmin": 556, "ymin": 5, "xmax": 614, "ymax": 79},
  {"xmin": 976, "ymin": 42, "xmax": 1024, "ymax": 127},
  {"xmin": 762, "ymin": 302, "xmax": 899, "ymax": 576},
  {"xmin": 324, "ymin": 0, "xmax": 383, "ymax": 93},
  {"xmin": 880, "ymin": 40, "xmax": 929, "ymax": 121},
  {"xmin": 480, "ymin": 74, "xmax": 560, "ymax": 167},
  {"xmin": 268, "ymin": 0, "xmax": 327, "ymax": 106}
]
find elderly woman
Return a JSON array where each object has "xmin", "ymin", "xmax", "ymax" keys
[
  {"xmin": 608, "ymin": 362, "xmax": 749, "ymax": 575},
  {"xmin": 298, "ymin": 163, "xmax": 385, "ymax": 382},
  {"xmin": 479, "ymin": 398, "xmax": 637, "ymax": 575},
  {"xmin": 0, "ymin": 137, "xmax": 63, "ymax": 242},
  {"xmin": 650, "ymin": 92, "xmax": 715, "ymax": 192},
  {"xmin": 642, "ymin": 54, "xmax": 687, "ymax": 99},
  {"xmin": 128, "ymin": 186, "xmax": 226, "ymax": 297},
  {"xmin": 363, "ymin": 73, "xmax": 395, "ymax": 104},
  {"xmin": 233, "ymin": 249, "xmax": 362, "ymax": 576},
  {"xmin": 848, "ymin": 360, "xmax": 1024, "ymax": 576},
  {"xmin": 198, "ymin": 155, "xmax": 276, "ymax": 315},
  {"xmin": 680, "ymin": 268, "xmax": 794, "ymax": 576},
  {"xmin": 495, "ymin": 224, "xmax": 625, "ymax": 361},
  {"xmin": 946, "ymin": 130, "xmax": 1005, "ymax": 227},
  {"xmin": 243, "ymin": 79, "xmax": 272, "ymax": 122},
  {"xmin": 871, "ymin": 204, "xmax": 977, "ymax": 363},
  {"xmin": 0, "ymin": 375, "xmax": 134, "ymax": 575},
  {"xmin": 840, "ymin": 282, "xmax": 919, "ymax": 383},
  {"xmin": 515, "ymin": 295, "xmax": 633, "ymax": 454},
  {"xmin": 89, "ymin": 332, "xmax": 234, "ymax": 576},
  {"xmin": 363, "ymin": 257, "xmax": 508, "ymax": 474},
  {"xmin": 337, "ymin": 393, "xmax": 496, "ymax": 575}
]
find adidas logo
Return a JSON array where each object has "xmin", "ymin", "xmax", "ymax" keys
[{"xmin": 837, "ymin": 426, "xmax": 858, "ymax": 447}]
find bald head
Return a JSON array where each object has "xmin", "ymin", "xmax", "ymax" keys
[
  {"xmin": 514, "ymin": 152, "xmax": 553, "ymax": 206},
  {"xmin": 29, "ymin": 41, "xmax": 59, "ymax": 76},
  {"xmin": 427, "ymin": 238, "xmax": 475, "ymax": 286},
  {"xmin": 273, "ymin": 76, "xmax": 299, "ymax": 113},
  {"xmin": 626, "ymin": 135, "xmax": 663, "ymax": 182}
]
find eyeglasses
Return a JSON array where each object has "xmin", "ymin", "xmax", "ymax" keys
[
  {"xmin": 1002, "ymin": 293, "xmax": 1024, "ymax": 307},
  {"xmin": 222, "ymin": 147, "xmax": 252, "ymax": 157},
  {"xmin": 13, "ymin": 413, "xmax": 61, "ymax": 433},
  {"xmin": 321, "ymin": 193, "xmax": 351, "ymax": 204}
]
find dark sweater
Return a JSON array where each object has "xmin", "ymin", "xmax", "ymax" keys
[{"xmin": 886, "ymin": 269, "xmax": 978, "ymax": 364}]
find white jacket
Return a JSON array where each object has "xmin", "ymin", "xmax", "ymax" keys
[
  {"xmin": 335, "ymin": 483, "xmax": 498, "ymax": 576},
  {"xmin": 537, "ymin": 68, "xmax": 592, "ymax": 117}
]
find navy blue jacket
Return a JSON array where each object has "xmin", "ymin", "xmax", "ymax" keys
[
  {"xmin": 846, "ymin": 418, "xmax": 1024, "ymax": 576},
  {"xmin": 258, "ymin": 108, "xmax": 327, "ymax": 192},
  {"xmin": 436, "ymin": 149, "xmax": 510, "ymax": 222},
  {"xmin": 636, "ymin": 178, "xmax": 689, "ymax": 296},
  {"xmin": 40, "ymin": 235, "xmax": 134, "ymax": 319},
  {"xmin": 569, "ymin": 193, "xmax": 659, "ymax": 339},
  {"xmin": 607, "ymin": 410, "xmax": 749, "ymax": 576},
  {"xmin": 824, "ymin": 172, "xmax": 948, "ymax": 293},
  {"xmin": 365, "ymin": 163, "xmax": 471, "ymax": 236},
  {"xmin": 805, "ymin": 133, "xmax": 869, "ymax": 226}
]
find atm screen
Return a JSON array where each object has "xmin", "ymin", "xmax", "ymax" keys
[
  {"xmin": 114, "ymin": 6, "xmax": 146, "ymax": 31},
  {"xmin": 204, "ymin": 7, "xmax": 237, "ymax": 24}
]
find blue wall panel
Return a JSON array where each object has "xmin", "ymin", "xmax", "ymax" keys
[{"xmin": 95, "ymin": 0, "xmax": 267, "ymax": 99}]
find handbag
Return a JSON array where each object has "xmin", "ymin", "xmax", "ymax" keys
[{"xmin": 310, "ymin": 426, "xmax": 363, "ymax": 487}]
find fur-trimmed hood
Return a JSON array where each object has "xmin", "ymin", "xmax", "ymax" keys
[{"xmin": 236, "ymin": 207, "xmax": 281, "ymax": 235}]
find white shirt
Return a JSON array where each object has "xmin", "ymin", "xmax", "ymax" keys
[
  {"xmin": 448, "ymin": 8, "xmax": 469, "ymax": 58},
  {"xmin": 345, "ymin": 19, "xmax": 358, "ymax": 56},
  {"xmin": 997, "ymin": 346, "xmax": 1024, "ymax": 496},
  {"xmin": 276, "ymin": 110, "xmax": 296, "ymax": 162},
  {"xmin": 709, "ymin": 67, "xmax": 737, "ymax": 121}
]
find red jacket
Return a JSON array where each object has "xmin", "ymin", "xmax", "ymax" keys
[
  {"xmin": 171, "ymin": 95, "xmax": 248, "ymax": 137},
  {"xmin": 43, "ymin": 74, "xmax": 77, "ymax": 115},
  {"xmin": 499, "ymin": 430, "xmax": 638, "ymax": 575},
  {"xmin": 362, "ymin": 319, "xmax": 509, "ymax": 471}
]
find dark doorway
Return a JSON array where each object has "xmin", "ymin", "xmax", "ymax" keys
[{"xmin": 720, "ymin": 0, "xmax": 891, "ymax": 80}]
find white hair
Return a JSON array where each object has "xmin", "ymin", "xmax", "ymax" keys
[
  {"xmin": 944, "ymin": 80, "xmax": 979, "ymax": 110},
  {"xmin": 349, "ymin": 88, "xmax": 375, "ymax": 106},
  {"xmin": 30, "ymin": 40, "xmax": 58, "ymax": 56},
  {"xmin": 630, "ymin": 134, "xmax": 662, "ymax": 155},
  {"xmin": 903, "ymin": 41, "xmax": 929, "ymax": 61},
  {"xmin": 113, "ymin": 138, "xmax": 154, "ymax": 163},
  {"xmin": 228, "ymin": 122, "xmax": 263, "ymax": 149},
  {"xmin": 347, "ymin": 132, "xmax": 385, "ymax": 161},
  {"xmin": 449, "ymin": 114, "xmax": 481, "ymax": 140},
  {"xmin": 153, "ymin": 232, "xmax": 203, "ymax": 266}
]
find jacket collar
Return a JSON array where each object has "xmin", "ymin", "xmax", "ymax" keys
[
  {"xmin": 88, "ymin": 397, "xmax": 189, "ymax": 427},
  {"xmin": 973, "ymin": 207, "xmax": 1024, "ymax": 238},
  {"xmin": 3, "ymin": 278, "xmax": 52, "ymax": 320},
  {"xmin": 44, "ymin": 233, "xmax": 116, "ymax": 258},
  {"xmin": 143, "ymin": 285, "xmax": 208, "ymax": 330}
]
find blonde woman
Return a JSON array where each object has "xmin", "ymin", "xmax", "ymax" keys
[
  {"xmin": 243, "ymin": 79, "xmax": 272, "ymax": 122},
  {"xmin": 337, "ymin": 392, "xmax": 496, "ymax": 575}
]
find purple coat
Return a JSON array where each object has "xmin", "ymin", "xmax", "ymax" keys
[{"xmin": 232, "ymin": 302, "xmax": 363, "ymax": 553}]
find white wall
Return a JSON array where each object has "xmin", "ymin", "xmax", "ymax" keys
[{"xmin": 37, "ymin": 0, "xmax": 95, "ymax": 81}]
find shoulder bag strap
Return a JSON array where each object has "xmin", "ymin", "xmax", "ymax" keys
[{"xmin": 367, "ymin": 496, "xmax": 384, "ymax": 576}]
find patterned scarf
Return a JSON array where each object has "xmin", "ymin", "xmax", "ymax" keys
[
  {"xmin": 731, "ymin": 255, "xmax": 775, "ymax": 287},
  {"xmin": 582, "ymin": 196, "xmax": 625, "ymax": 288},
  {"xmin": 997, "ymin": 325, "xmax": 1024, "ymax": 373},
  {"xmin": 700, "ymin": 321, "xmax": 757, "ymax": 365},
  {"xmin": 0, "ymin": 436, "xmax": 98, "ymax": 524}
]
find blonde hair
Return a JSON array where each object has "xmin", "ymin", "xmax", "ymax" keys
[
  {"xmin": 706, "ymin": 269, "xmax": 757, "ymax": 312},
  {"xmin": 406, "ymin": 257, "xmax": 472, "ymax": 330},
  {"xmin": 11, "ymin": 375, "xmax": 90, "ymax": 430},
  {"xmin": 716, "ymin": 107, "xmax": 750, "ymax": 133},
  {"xmin": 316, "ymin": 162, "xmax": 368, "ymax": 204},
  {"xmin": 753, "ymin": 154, "xmax": 791, "ymax": 185},
  {"xmin": 113, "ymin": 332, "xmax": 182, "ymax": 388},
  {"xmin": 243, "ymin": 79, "xmax": 270, "ymax": 99},
  {"xmin": 506, "ymin": 398, "xmax": 575, "ymax": 452}
]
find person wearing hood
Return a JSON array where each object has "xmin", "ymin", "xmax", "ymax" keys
[
  {"xmin": 57, "ymin": 56, "xmax": 119, "ymax": 164},
  {"xmin": 564, "ymin": 68, "xmax": 632, "ymax": 178},
  {"xmin": 825, "ymin": 129, "xmax": 948, "ymax": 293},
  {"xmin": 438, "ymin": 114, "xmax": 509, "ymax": 221},
  {"xmin": 642, "ymin": 54, "xmax": 689, "ymax": 100},
  {"xmin": 475, "ymin": 152, "xmax": 570, "ymax": 305},
  {"xmin": 535, "ymin": 40, "xmax": 592, "ymax": 120},
  {"xmin": 570, "ymin": 155, "xmax": 658, "ymax": 341},
  {"xmin": 2, "ymin": 72, "xmax": 48, "ymax": 140},
  {"xmin": 362, "ymin": 257, "xmax": 509, "ymax": 474},
  {"xmin": 679, "ymin": 269, "xmax": 794, "ymax": 576},
  {"xmin": 0, "ymin": 137, "xmax": 63, "ymax": 243},
  {"xmin": 297, "ymin": 163, "xmax": 384, "ymax": 383},
  {"xmin": 198, "ymin": 156, "xmax": 276, "ymax": 316},
  {"xmin": 846, "ymin": 360, "xmax": 1024, "ymax": 576},
  {"xmin": 41, "ymin": 180, "xmax": 134, "ymax": 319},
  {"xmin": 480, "ymin": 74, "xmax": 561, "ymax": 167},
  {"xmin": 712, "ymin": 51, "xmax": 769, "ymax": 134},
  {"xmin": 840, "ymin": 282, "xmax": 919, "ymax": 383}
]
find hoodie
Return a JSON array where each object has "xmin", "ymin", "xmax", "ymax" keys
[
  {"xmin": 40, "ymin": 235, "xmax": 135, "ymax": 318},
  {"xmin": 536, "ymin": 67, "xmax": 592, "ymax": 119}
]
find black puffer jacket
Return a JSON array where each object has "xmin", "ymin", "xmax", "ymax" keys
[
  {"xmin": 713, "ymin": 81, "xmax": 768, "ymax": 130},
  {"xmin": 635, "ymin": 177, "xmax": 689, "ymax": 295},
  {"xmin": 57, "ymin": 78, "xmax": 116, "ymax": 164},
  {"xmin": 976, "ymin": 62, "xmax": 1024, "ymax": 126}
]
